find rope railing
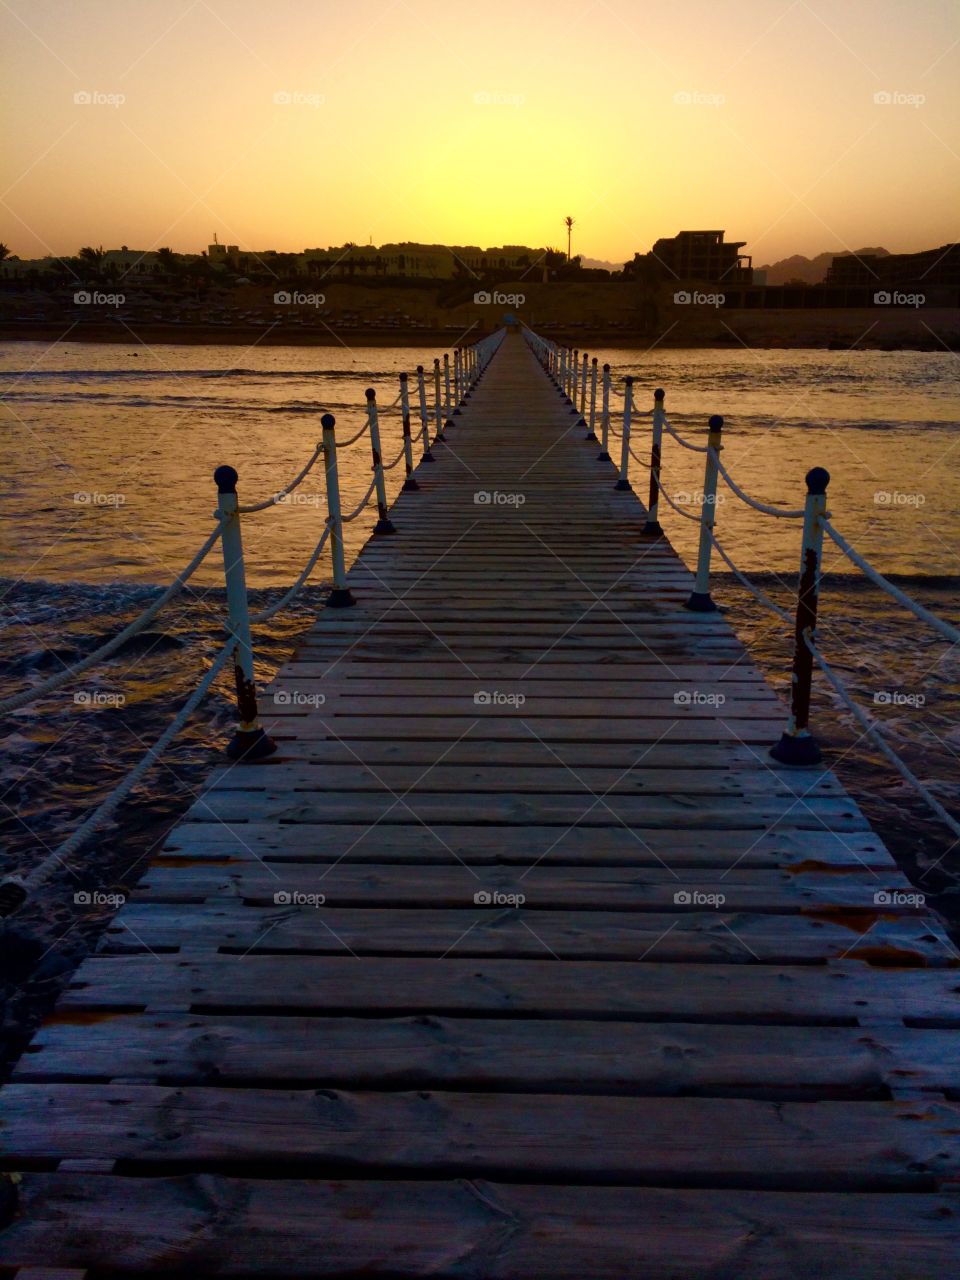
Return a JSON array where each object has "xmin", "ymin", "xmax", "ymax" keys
[
  {"xmin": 521, "ymin": 321, "xmax": 959, "ymax": 844},
  {"xmin": 237, "ymin": 443, "xmax": 324, "ymax": 513},
  {"xmin": 823, "ymin": 520, "xmax": 960, "ymax": 645},
  {"xmin": 0, "ymin": 521, "xmax": 226, "ymax": 717},
  {"xmin": 0, "ymin": 328, "xmax": 506, "ymax": 915}
]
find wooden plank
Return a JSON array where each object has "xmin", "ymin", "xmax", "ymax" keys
[
  {"xmin": 98, "ymin": 903, "xmax": 950, "ymax": 965},
  {"xmin": 4, "ymin": 1085, "xmax": 959, "ymax": 1188},
  {"xmin": 4, "ymin": 1175, "xmax": 959, "ymax": 1279},
  {"xmin": 60, "ymin": 956, "xmax": 960, "ymax": 1023},
  {"xmin": 18, "ymin": 1014, "xmax": 959, "ymax": 1096},
  {"xmin": 159, "ymin": 821, "xmax": 896, "ymax": 868},
  {"xmin": 133, "ymin": 863, "xmax": 912, "ymax": 911}
]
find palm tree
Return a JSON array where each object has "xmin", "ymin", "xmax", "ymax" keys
[
  {"xmin": 564, "ymin": 216, "xmax": 575, "ymax": 262},
  {"xmin": 155, "ymin": 246, "xmax": 178, "ymax": 276},
  {"xmin": 0, "ymin": 243, "xmax": 10, "ymax": 262}
]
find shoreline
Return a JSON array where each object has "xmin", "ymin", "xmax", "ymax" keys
[{"xmin": 0, "ymin": 322, "xmax": 956, "ymax": 351}]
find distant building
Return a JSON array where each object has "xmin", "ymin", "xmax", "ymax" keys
[
  {"xmin": 298, "ymin": 242, "xmax": 543, "ymax": 280},
  {"xmin": 648, "ymin": 230, "xmax": 753, "ymax": 284},
  {"xmin": 825, "ymin": 244, "xmax": 960, "ymax": 289}
]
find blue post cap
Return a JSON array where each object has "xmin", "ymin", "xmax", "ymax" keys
[
  {"xmin": 709, "ymin": 415, "xmax": 724, "ymax": 432},
  {"xmin": 592, "ymin": 356, "xmax": 598, "ymax": 364},
  {"xmin": 806, "ymin": 466, "xmax": 830, "ymax": 494},
  {"xmin": 655, "ymin": 388, "xmax": 665, "ymax": 400},
  {"xmin": 321, "ymin": 413, "xmax": 336, "ymax": 430},
  {"xmin": 625, "ymin": 375, "xmax": 634, "ymax": 385},
  {"xmin": 417, "ymin": 364, "xmax": 424, "ymax": 373},
  {"xmin": 365, "ymin": 387, "xmax": 376, "ymax": 400},
  {"xmin": 399, "ymin": 371, "xmax": 408, "ymax": 381},
  {"xmin": 434, "ymin": 357, "xmax": 440, "ymax": 366},
  {"xmin": 214, "ymin": 465, "xmax": 238, "ymax": 493},
  {"xmin": 603, "ymin": 363, "xmax": 610, "ymax": 372}
]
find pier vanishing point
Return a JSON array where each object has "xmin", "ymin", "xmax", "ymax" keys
[{"xmin": 2, "ymin": 328, "xmax": 960, "ymax": 1278}]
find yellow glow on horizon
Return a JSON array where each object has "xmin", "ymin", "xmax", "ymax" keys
[{"xmin": 2, "ymin": 0, "xmax": 958, "ymax": 266}]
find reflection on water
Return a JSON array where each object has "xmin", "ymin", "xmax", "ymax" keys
[{"xmin": 1, "ymin": 342, "xmax": 958, "ymax": 583}]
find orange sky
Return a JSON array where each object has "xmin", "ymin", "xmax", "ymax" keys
[{"xmin": 2, "ymin": 0, "xmax": 958, "ymax": 266}]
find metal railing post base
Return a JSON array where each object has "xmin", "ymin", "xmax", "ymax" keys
[
  {"xmin": 226, "ymin": 725, "xmax": 277, "ymax": 761},
  {"xmin": 597, "ymin": 450, "xmax": 611, "ymax": 461},
  {"xmin": 770, "ymin": 731, "xmax": 822, "ymax": 767},
  {"xmin": 585, "ymin": 428, "xmax": 598, "ymax": 441},
  {"xmin": 374, "ymin": 517, "xmax": 397, "ymax": 535},
  {"xmin": 614, "ymin": 478, "xmax": 632, "ymax": 492},
  {"xmin": 641, "ymin": 520, "xmax": 664, "ymax": 536},
  {"xmin": 402, "ymin": 476, "xmax": 420, "ymax": 492},
  {"xmin": 326, "ymin": 587, "xmax": 356, "ymax": 608},
  {"xmin": 685, "ymin": 591, "xmax": 717, "ymax": 612}
]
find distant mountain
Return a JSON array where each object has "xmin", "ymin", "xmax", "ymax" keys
[
  {"xmin": 581, "ymin": 257, "xmax": 624, "ymax": 272},
  {"xmin": 757, "ymin": 247, "xmax": 890, "ymax": 285}
]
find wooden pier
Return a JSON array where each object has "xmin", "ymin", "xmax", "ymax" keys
[{"xmin": 2, "ymin": 332, "xmax": 960, "ymax": 1277}]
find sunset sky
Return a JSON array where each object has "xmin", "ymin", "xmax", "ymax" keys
[{"xmin": 2, "ymin": 0, "xmax": 958, "ymax": 266}]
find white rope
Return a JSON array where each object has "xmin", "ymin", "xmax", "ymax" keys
[
  {"xmin": 237, "ymin": 444, "xmax": 324, "ymax": 513},
  {"xmin": 804, "ymin": 630, "xmax": 960, "ymax": 840},
  {"xmin": 705, "ymin": 529, "xmax": 792, "ymax": 622},
  {"xmin": 14, "ymin": 639, "xmax": 238, "ymax": 894},
  {"xmin": 250, "ymin": 526, "xmax": 332, "ymax": 623},
  {"xmin": 336, "ymin": 421, "xmax": 371, "ymax": 448},
  {"xmin": 823, "ymin": 522, "xmax": 960, "ymax": 645},
  {"xmin": 627, "ymin": 442, "xmax": 651, "ymax": 469},
  {"xmin": 709, "ymin": 447, "xmax": 804, "ymax": 519},
  {"xmin": 662, "ymin": 417, "xmax": 709, "ymax": 453},
  {"xmin": 381, "ymin": 441, "xmax": 407, "ymax": 472},
  {"xmin": 650, "ymin": 469, "xmax": 702, "ymax": 522},
  {"xmin": 340, "ymin": 475, "xmax": 378, "ymax": 523},
  {"xmin": 0, "ymin": 522, "xmax": 224, "ymax": 715}
]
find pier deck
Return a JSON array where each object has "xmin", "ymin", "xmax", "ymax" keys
[{"xmin": 2, "ymin": 333, "xmax": 960, "ymax": 1277}]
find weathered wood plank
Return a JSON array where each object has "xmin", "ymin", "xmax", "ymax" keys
[
  {"xmin": 60, "ymin": 956, "xmax": 960, "ymax": 1023},
  {"xmin": 18, "ymin": 1014, "xmax": 958, "ymax": 1096},
  {"xmin": 5, "ymin": 1175, "xmax": 959, "ymax": 1279},
  {"xmin": 4, "ymin": 1085, "xmax": 959, "ymax": 1188}
]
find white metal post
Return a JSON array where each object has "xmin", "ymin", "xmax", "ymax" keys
[
  {"xmin": 643, "ymin": 389, "xmax": 666, "ymax": 536},
  {"xmin": 214, "ymin": 465, "xmax": 276, "ymax": 759},
  {"xmin": 443, "ymin": 352, "xmax": 452, "ymax": 419},
  {"xmin": 417, "ymin": 364, "xmax": 434, "ymax": 461},
  {"xmin": 399, "ymin": 373, "xmax": 419, "ymax": 492},
  {"xmin": 433, "ymin": 358, "xmax": 446, "ymax": 442},
  {"xmin": 771, "ymin": 467, "xmax": 831, "ymax": 766},
  {"xmin": 598, "ymin": 363, "xmax": 611, "ymax": 460},
  {"xmin": 322, "ymin": 413, "xmax": 356, "ymax": 608},
  {"xmin": 586, "ymin": 356, "xmax": 598, "ymax": 440},
  {"xmin": 615, "ymin": 376, "xmax": 633, "ymax": 490},
  {"xmin": 685, "ymin": 415, "xmax": 724, "ymax": 612},
  {"xmin": 365, "ymin": 388, "xmax": 396, "ymax": 535},
  {"xmin": 579, "ymin": 352, "xmax": 588, "ymax": 418}
]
